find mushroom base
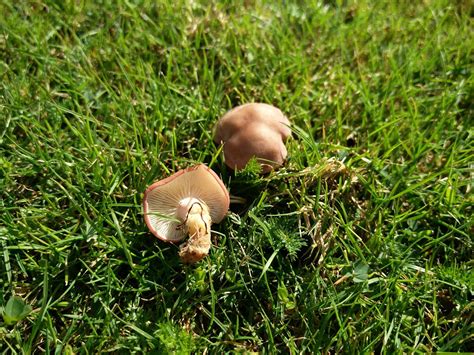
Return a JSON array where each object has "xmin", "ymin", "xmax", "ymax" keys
[
  {"xmin": 178, "ymin": 201, "xmax": 212, "ymax": 264},
  {"xmin": 179, "ymin": 234, "xmax": 211, "ymax": 264}
]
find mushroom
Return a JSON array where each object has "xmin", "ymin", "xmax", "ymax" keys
[
  {"xmin": 214, "ymin": 103, "xmax": 291, "ymax": 173},
  {"xmin": 143, "ymin": 164, "xmax": 230, "ymax": 263}
]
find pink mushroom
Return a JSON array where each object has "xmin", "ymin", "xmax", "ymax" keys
[
  {"xmin": 214, "ymin": 103, "xmax": 291, "ymax": 173},
  {"xmin": 143, "ymin": 164, "xmax": 230, "ymax": 263}
]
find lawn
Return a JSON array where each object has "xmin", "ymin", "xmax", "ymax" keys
[{"xmin": 0, "ymin": 0, "xmax": 473, "ymax": 353}]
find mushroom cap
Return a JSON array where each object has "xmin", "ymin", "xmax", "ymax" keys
[
  {"xmin": 223, "ymin": 123, "xmax": 288, "ymax": 172},
  {"xmin": 214, "ymin": 103, "xmax": 291, "ymax": 173},
  {"xmin": 143, "ymin": 164, "xmax": 230, "ymax": 242}
]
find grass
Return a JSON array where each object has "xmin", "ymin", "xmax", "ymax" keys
[{"xmin": 0, "ymin": 0, "xmax": 472, "ymax": 353}]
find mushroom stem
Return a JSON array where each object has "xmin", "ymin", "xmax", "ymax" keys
[{"xmin": 178, "ymin": 201, "xmax": 213, "ymax": 263}]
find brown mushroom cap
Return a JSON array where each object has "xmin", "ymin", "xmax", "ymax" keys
[
  {"xmin": 214, "ymin": 103, "xmax": 291, "ymax": 173},
  {"xmin": 143, "ymin": 164, "xmax": 230, "ymax": 242}
]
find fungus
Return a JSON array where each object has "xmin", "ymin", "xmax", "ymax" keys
[
  {"xmin": 214, "ymin": 103, "xmax": 291, "ymax": 173},
  {"xmin": 143, "ymin": 164, "xmax": 230, "ymax": 263}
]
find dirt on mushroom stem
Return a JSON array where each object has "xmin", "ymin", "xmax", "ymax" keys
[{"xmin": 178, "ymin": 201, "xmax": 213, "ymax": 264}]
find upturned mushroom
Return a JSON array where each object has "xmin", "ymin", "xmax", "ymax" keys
[
  {"xmin": 143, "ymin": 164, "xmax": 230, "ymax": 263},
  {"xmin": 214, "ymin": 103, "xmax": 291, "ymax": 173}
]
